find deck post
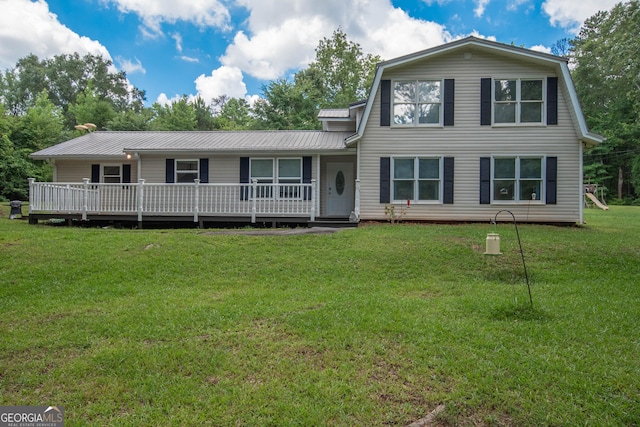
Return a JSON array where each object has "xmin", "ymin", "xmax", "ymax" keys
[
  {"xmin": 28, "ymin": 178, "xmax": 35, "ymax": 215},
  {"xmin": 137, "ymin": 179, "xmax": 145, "ymax": 225},
  {"xmin": 65, "ymin": 184, "xmax": 71, "ymax": 213},
  {"xmin": 251, "ymin": 179, "xmax": 258, "ymax": 223},
  {"xmin": 310, "ymin": 179, "xmax": 317, "ymax": 221},
  {"xmin": 354, "ymin": 179, "xmax": 361, "ymax": 219},
  {"xmin": 193, "ymin": 179, "xmax": 200, "ymax": 223},
  {"xmin": 82, "ymin": 178, "xmax": 90, "ymax": 221}
]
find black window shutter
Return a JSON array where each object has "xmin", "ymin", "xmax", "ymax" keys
[
  {"xmin": 380, "ymin": 80, "xmax": 391, "ymax": 127},
  {"xmin": 165, "ymin": 159, "xmax": 175, "ymax": 183},
  {"xmin": 91, "ymin": 164, "xmax": 100, "ymax": 183},
  {"xmin": 380, "ymin": 157, "xmax": 391, "ymax": 203},
  {"xmin": 122, "ymin": 164, "xmax": 131, "ymax": 183},
  {"xmin": 444, "ymin": 79, "xmax": 455, "ymax": 126},
  {"xmin": 547, "ymin": 77, "xmax": 558, "ymax": 125},
  {"xmin": 199, "ymin": 158, "xmax": 209, "ymax": 183},
  {"xmin": 480, "ymin": 157, "xmax": 491, "ymax": 204},
  {"xmin": 480, "ymin": 78, "xmax": 492, "ymax": 126},
  {"xmin": 443, "ymin": 157, "xmax": 454, "ymax": 204},
  {"xmin": 240, "ymin": 157, "xmax": 250, "ymax": 200},
  {"xmin": 546, "ymin": 156, "xmax": 557, "ymax": 204},
  {"xmin": 302, "ymin": 156, "xmax": 312, "ymax": 200}
]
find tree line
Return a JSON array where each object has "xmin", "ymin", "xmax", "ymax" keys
[{"xmin": 2, "ymin": 2, "xmax": 640, "ymax": 202}]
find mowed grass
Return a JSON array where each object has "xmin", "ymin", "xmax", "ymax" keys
[{"xmin": 0, "ymin": 207, "xmax": 638, "ymax": 426}]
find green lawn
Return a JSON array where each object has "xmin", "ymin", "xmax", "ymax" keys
[{"xmin": 1, "ymin": 207, "xmax": 638, "ymax": 426}]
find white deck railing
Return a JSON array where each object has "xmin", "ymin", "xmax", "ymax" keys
[{"xmin": 28, "ymin": 178, "xmax": 317, "ymax": 223}]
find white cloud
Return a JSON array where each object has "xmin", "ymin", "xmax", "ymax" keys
[
  {"xmin": 171, "ymin": 33, "xmax": 183, "ymax": 52},
  {"xmin": 0, "ymin": 0, "xmax": 111, "ymax": 70},
  {"xmin": 474, "ymin": 0, "xmax": 490, "ymax": 17},
  {"xmin": 117, "ymin": 56, "xmax": 146, "ymax": 74},
  {"xmin": 102, "ymin": 0, "xmax": 231, "ymax": 37},
  {"xmin": 222, "ymin": 0, "xmax": 454, "ymax": 81},
  {"xmin": 529, "ymin": 44, "xmax": 552, "ymax": 54},
  {"xmin": 195, "ymin": 66, "xmax": 248, "ymax": 102},
  {"xmin": 180, "ymin": 56, "xmax": 200, "ymax": 63},
  {"xmin": 542, "ymin": 0, "xmax": 620, "ymax": 33}
]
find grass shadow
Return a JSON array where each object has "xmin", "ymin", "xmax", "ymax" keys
[{"xmin": 489, "ymin": 303, "xmax": 551, "ymax": 322}]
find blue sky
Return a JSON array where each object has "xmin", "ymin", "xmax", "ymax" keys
[{"xmin": 0, "ymin": 0, "xmax": 619, "ymax": 107}]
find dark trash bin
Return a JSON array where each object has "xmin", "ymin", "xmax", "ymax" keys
[{"xmin": 9, "ymin": 200, "xmax": 23, "ymax": 219}]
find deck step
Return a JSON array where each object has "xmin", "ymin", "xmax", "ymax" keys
[{"xmin": 308, "ymin": 218, "xmax": 358, "ymax": 228}]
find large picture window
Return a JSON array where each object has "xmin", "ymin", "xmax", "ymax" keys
[
  {"xmin": 175, "ymin": 160, "xmax": 199, "ymax": 183},
  {"xmin": 392, "ymin": 157, "xmax": 441, "ymax": 202},
  {"xmin": 250, "ymin": 158, "xmax": 302, "ymax": 198},
  {"xmin": 493, "ymin": 78, "xmax": 544, "ymax": 124},
  {"xmin": 493, "ymin": 157, "xmax": 543, "ymax": 201},
  {"xmin": 393, "ymin": 80, "xmax": 442, "ymax": 126}
]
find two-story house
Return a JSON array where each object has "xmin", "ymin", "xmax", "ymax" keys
[{"xmin": 29, "ymin": 37, "xmax": 602, "ymax": 226}]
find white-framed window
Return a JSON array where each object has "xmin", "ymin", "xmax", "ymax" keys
[
  {"xmin": 175, "ymin": 160, "xmax": 199, "ymax": 183},
  {"xmin": 393, "ymin": 80, "xmax": 442, "ymax": 126},
  {"xmin": 102, "ymin": 164, "xmax": 122, "ymax": 183},
  {"xmin": 493, "ymin": 78, "xmax": 545, "ymax": 125},
  {"xmin": 392, "ymin": 157, "xmax": 442, "ymax": 202},
  {"xmin": 493, "ymin": 156, "xmax": 543, "ymax": 202},
  {"xmin": 250, "ymin": 158, "xmax": 302, "ymax": 198}
]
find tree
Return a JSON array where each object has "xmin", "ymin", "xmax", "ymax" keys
[
  {"xmin": 150, "ymin": 96, "xmax": 197, "ymax": 131},
  {"xmin": 11, "ymin": 90, "xmax": 64, "ymax": 152},
  {"xmin": 0, "ymin": 53, "xmax": 145, "ymax": 127},
  {"xmin": 214, "ymin": 97, "xmax": 252, "ymax": 130},
  {"xmin": 68, "ymin": 81, "xmax": 116, "ymax": 130},
  {"xmin": 253, "ymin": 79, "xmax": 320, "ymax": 130},
  {"xmin": 571, "ymin": 0, "xmax": 640, "ymax": 199},
  {"xmin": 303, "ymin": 28, "xmax": 381, "ymax": 109}
]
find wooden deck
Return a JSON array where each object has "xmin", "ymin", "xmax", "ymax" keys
[{"xmin": 27, "ymin": 179, "xmax": 351, "ymax": 228}]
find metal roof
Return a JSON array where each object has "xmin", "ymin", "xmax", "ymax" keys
[
  {"xmin": 31, "ymin": 130, "xmax": 353, "ymax": 159},
  {"xmin": 318, "ymin": 109, "xmax": 351, "ymax": 119}
]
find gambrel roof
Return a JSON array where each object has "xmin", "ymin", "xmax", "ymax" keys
[{"xmin": 346, "ymin": 36, "xmax": 603, "ymax": 146}]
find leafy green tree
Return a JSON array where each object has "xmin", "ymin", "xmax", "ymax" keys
[
  {"xmin": 252, "ymin": 79, "xmax": 320, "ymax": 130},
  {"xmin": 106, "ymin": 109, "xmax": 153, "ymax": 131},
  {"xmin": 571, "ymin": 0, "xmax": 640, "ymax": 199},
  {"xmin": 192, "ymin": 96, "xmax": 216, "ymax": 130},
  {"xmin": 0, "ymin": 53, "xmax": 145, "ymax": 127},
  {"xmin": 150, "ymin": 96, "xmax": 197, "ymax": 131},
  {"xmin": 215, "ymin": 97, "xmax": 252, "ymax": 130},
  {"xmin": 0, "ymin": 103, "xmax": 47, "ymax": 200},
  {"xmin": 68, "ymin": 82, "xmax": 116, "ymax": 130},
  {"xmin": 11, "ymin": 90, "xmax": 64, "ymax": 152},
  {"xmin": 303, "ymin": 28, "xmax": 381, "ymax": 109}
]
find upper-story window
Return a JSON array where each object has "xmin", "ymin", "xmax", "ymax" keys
[
  {"xmin": 493, "ymin": 78, "xmax": 544, "ymax": 125},
  {"xmin": 393, "ymin": 80, "xmax": 442, "ymax": 126}
]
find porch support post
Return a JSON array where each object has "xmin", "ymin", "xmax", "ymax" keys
[
  {"xmin": 310, "ymin": 179, "xmax": 317, "ymax": 222},
  {"xmin": 28, "ymin": 178, "xmax": 35, "ymax": 215},
  {"xmin": 82, "ymin": 178, "xmax": 90, "ymax": 221},
  {"xmin": 354, "ymin": 178, "xmax": 361, "ymax": 219},
  {"xmin": 66, "ymin": 184, "xmax": 71, "ymax": 213},
  {"xmin": 137, "ymin": 179, "xmax": 145, "ymax": 225},
  {"xmin": 193, "ymin": 179, "xmax": 200, "ymax": 223},
  {"xmin": 251, "ymin": 178, "xmax": 258, "ymax": 223}
]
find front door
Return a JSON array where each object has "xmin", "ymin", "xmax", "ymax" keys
[{"xmin": 326, "ymin": 162, "xmax": 354, "ymax": 216}]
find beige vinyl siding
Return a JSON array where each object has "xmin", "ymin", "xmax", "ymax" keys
[
  {"xmin": 139, "ymin": 154, "xmax": 319, "ymax": 184},
  {"xmin": 54, "ymin": 160, "xmax": 137, "ymax": 183},
  {"xmin": 358, "ymin": 49, "xmax": 582, "ymax": 223}
]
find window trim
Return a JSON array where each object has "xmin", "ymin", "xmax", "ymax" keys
[
  {"xmin": 101, "ymin": 164, "xmax": 122, "ymax": 184},
  {"xmin": 392, "ymin": 79, "xmax": 444, "ymax": 127},
  {"xmin": 174, "ymin": 159, "xmax": 200, "ymax": 183},
  {"xmin": 249, "ymin": 157, "xmax": 303, "ymax": 199},
  {"xmin": 491, "ymin": 155, "xmax": 546, "ymax": 204},
  {"xmin": 391, "ymin": 156, "xmax": 443, "ymax": 203},
  {"xmin": 492, "ymin": 77, "xmax": 546, "ymax": 126}
]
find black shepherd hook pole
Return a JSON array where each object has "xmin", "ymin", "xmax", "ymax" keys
[{"xmin": 493, "ymin": 210, "xmax": 533, "ymax": 307}]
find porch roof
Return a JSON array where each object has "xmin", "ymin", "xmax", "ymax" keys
[{"xmin": 31, "ymin": 130, "xmax": 353, "ymax": 159}]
